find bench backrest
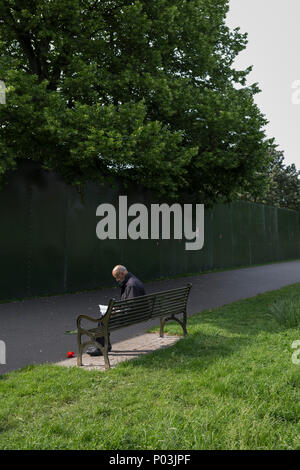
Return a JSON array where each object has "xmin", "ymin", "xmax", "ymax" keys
[{"xmin": 106, "ymin": 284, "xmax": 192, "ymax": 331}]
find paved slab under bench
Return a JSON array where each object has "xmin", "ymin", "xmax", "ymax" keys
[{"xmin": 55, "ymin": 333, "xmax": 181, "ymax": 371}]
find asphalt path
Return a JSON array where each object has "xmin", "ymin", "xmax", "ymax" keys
[{"xmin": 1, "ymin": 260, "xmax": 299, "ymax": 374}]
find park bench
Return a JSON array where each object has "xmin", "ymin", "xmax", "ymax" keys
[{"xmin": 76, "ymin": 283, "xmax": 192, "ymax": 369}]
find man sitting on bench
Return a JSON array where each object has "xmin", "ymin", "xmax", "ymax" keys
[{"xmin": 87, "ymin": 265, "xmax": 146, "ymax": 356}]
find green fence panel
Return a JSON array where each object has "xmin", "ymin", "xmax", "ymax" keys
[{"xmin": 0, "ymin": 161, "xmax": 299, "ymax": 302}]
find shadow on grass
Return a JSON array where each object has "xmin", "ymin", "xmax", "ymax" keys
[{"xmin": 118, "ymin": 329, "xmax": 251, "ymax": 375}]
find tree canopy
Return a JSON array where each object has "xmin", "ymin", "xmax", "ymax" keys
[
  {"xmin": 239, "ymin": 147, "xmax": 300, "ymax": 212},
  {"xmin": 0, "ymin": 0, "xmax": 276, "ymax": 202}
]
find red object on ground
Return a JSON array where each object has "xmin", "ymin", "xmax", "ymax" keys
[{"xmin": 67, "ymin": 351, "xmax": 75, "ymax": 358}]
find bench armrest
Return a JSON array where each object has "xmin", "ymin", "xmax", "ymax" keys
[
  {"xmin": 77, "ymin": 314, "xmax": 102, "ymax": 329},
  {"xmin": 76, "ymin": 299, "xmax": 116, "ymax": 330}
]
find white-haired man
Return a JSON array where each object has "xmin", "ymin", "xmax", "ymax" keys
[
  {"xmin": 87, "ymin": 265, "xmax": 146, "ymax": 356},
  {"xmin": 112, "ymin": 265, "xmax": 146, "ymax": 300}
]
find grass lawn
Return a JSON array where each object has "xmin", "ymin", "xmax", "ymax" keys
[{"xmin": 0, "ymin": 283, "xmax": 300, "ymax": 450}]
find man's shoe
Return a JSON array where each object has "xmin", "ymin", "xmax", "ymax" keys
[
  {"xmin": 87, "ymin": 347, "xmax": 102, "ymax": 356},
  {"xmin": 87, "ymin": 344, "xmax": 112, "ymax": 356}
]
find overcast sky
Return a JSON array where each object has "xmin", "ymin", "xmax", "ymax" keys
[{"xmin": 226, "ymin": 0, "xmax": 300, "ymax": 171}]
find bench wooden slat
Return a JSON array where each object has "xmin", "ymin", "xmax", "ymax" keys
[
  {"xmin": 108, "ymin": 309, "xmax": 152, "ymax": 327},
  {"xmin": 111, "ymin": 300, "xmax": 153, "ymax": 312},
  {"xmin": 113, "ymin": 286, "xmax": 188, "ymax": 307},
  {"xmin": 151, "ymin": 304, "xmax": 186, "ymax": 318},
  {"xmin": 108, "ymin": 316, "xmax": 151, "ymax": 331},
  {"xmin": 111, "ymin": 290, "xmax": 189, "ymax": 316}
]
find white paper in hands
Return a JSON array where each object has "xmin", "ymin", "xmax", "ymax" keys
[{"xmin": 99, "ymin": 304, "xmax": 108, "ymax": 317}]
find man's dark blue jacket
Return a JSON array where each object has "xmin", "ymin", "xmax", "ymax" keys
[{"xmin": 119, "ymin": 272, "xmax": 146, "ymax": 300}]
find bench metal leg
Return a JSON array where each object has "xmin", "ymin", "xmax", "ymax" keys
[
  {"xmin": 172, "ymin": 315, "xmax": 188, "ymax": 336},
  {"xmin": 174, "ymin": 312, "xmax": 188, "ymax": 336},
  {"xmin": 77, "ymin": 339, "xmax": 95, "ymax": 366},
  {"xmin": 103, "ymin": 333, "xmax": 111, "ymax": 370},
  {"xmin": 94, "ymin": 337, "xmax": 111, "ymax": 370},
  {"xmin": 77, "ymin": 333, "xmax": 83, "ymax": 366},
  {"xmin": 160, "ymin": 314, "xmax": 188, "ymax": 336},
  {"xmin": 103, "ymin": 349, "xmax": 110, "ymax": 370},
  {"xmin": 160, "ymin": 317, "xmax": 165, "ymax": 337}
]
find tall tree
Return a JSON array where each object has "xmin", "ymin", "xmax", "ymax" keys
[
  {"xmin": 0, "ymin": 0, "xmax": 275, "ymax": 200},
  {"xmin": 239, "ymin": 147, "xmax": 300, "ymax": 211}
]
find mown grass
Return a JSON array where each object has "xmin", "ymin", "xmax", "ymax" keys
[{"xmin": 0, "ymin": 283, "xmax": 300, "ymax": 450}]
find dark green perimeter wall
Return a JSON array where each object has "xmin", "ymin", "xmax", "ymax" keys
[{"xmin": 0, "ymin": 161, "xmax": 299, "ymax": 301}]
